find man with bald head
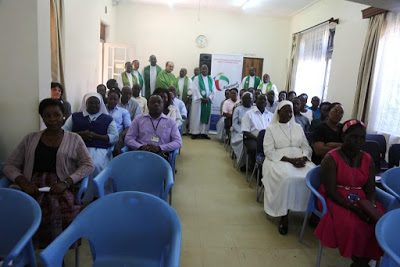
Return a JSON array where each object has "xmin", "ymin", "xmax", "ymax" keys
[
  {"xmin": 258, "ymin": 73, "xmax": 278, "ymax": 101},
  {"xmin": 190, "ymin": 64, "xmax": 216, "ymax": 139},
  {"xmin": 143, "ymin": 55, "xmax": 162, "ymax": 99},
  {"xmin": 125, "ymin": 95, "xmax": 182, "ymax": 160},
  {"xmin": 155, "ymin": 61, "xmax": 177, "ymax": 89},
  {"xmin": 117, "ymin": 86, "xmax": 141, "ymax": 121},
  {"xmin": 117, "ymin": 61, "xmax": 138, "ymax": 89},
  {"xmin": 192, "ymin": 67, "xmax": 200, "ymax": 80},
  {"xmin": 241, "ymin": 66, "xmax": 261, "ymax": 89}
]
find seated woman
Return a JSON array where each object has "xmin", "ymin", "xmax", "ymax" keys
[
  {"xmin": 63, "ymin": 92, "xmax": 118, "ymax": 201},
  {"xmin": 231, "ymin": 92, "xmax": 254, "ymax": 167},
  {"xmin": 3, "ymin": 99, "xmax": 94, "ymax": 248},
  {"xmin": 105, "ymin": 89, "xmax": 131, "ymax": 156},
  {"xmin": 216, "ymin": 90, "xmax": 231, "ymax": 142},
  {"xmin": 262, "ymin": 100, "xmax": 315, "ymax": 235},
  {"xmin": 312, "ymin": 102, "xmax": 344, "ymax": 164},
  {"xmin": 153, "ymin": 87, "xmax": 182, "ymax": 128},
  {"xmin": 51, "ymin": 82, "xmax": 71, "ymax": 123},
  {"xmin": 314, "ymin": 120, "xmax": 384, "ymax": 266}
]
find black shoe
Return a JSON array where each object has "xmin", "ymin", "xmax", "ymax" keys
[
  {"xmin": 201, "ymin": 134, "xmax": 211, "ymax": 140},
  {"xmin": 191, "ymin": 134, "xmax": 199, "ymax": 140},
  {"xmin": 278, "ymin": 223, "xmax": 288, "ymax": 235},
  {"xmin": 240, "ymin": 166, "xmax": 246, "ymax": 172}
]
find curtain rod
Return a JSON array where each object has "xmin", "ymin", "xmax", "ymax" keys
[{"xmin": 292, "ymin": 17, "xmax": 339, "ymax": 35}]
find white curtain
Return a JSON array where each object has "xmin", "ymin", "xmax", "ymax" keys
[
  {"xmin": 292, "ymin": 23, "xmax": 330, "ymax": 98},
  {"xmin": 368, "ymin": 12, "xmax": 400, "ymax": 147}
]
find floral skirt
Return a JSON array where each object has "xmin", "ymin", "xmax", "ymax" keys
[{"xmin": 32, "ymin": 172, "xmax": 81, "ymax": 249}]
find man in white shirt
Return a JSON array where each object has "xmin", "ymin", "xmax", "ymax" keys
[
  {"xmin": 190, "ymin": 64, "xmax": 215, "ymax": 139},
  {"xmin": 176, "ymin": 68, "xmax": 192, "ymax": 102},
  {"xmin": 143, "ymin": 55, "xmax": 162, "ymax": 99},
  {"xmin": 132, "ymin": 83, "xmax": 148, "ymax": 114},
  {"xmin": 265, "ymin": 90, "xmax": 279, "ymax": 114},
  {"xmin": 132, "ymin": 60, "xmax": 143, "ymax": 89},
  {"xmin": 241, "ymin": 95, "xmax": 273, "ymax": 169},
  {"xmin": 241, "ymin": 67, "xmax": 261, "ymax": 89},
  {"xmin": 169, "ymin": 86, "xmax": 187, "ymax": 119},
  {"xmin": 117, "ymin": 62, "xmax": 137, "ymax": 89}
]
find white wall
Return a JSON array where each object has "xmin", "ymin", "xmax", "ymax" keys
[
  {"xmin": 0, "ymin": 0, "xmax": 51, "ymax": 161},
  {"xmin": 290, "ymin": 0, "xmax": 369, "ymax": 120},
  {"xmin": 114, "ymin": 4, "xmax": 291, "ymax": 90},
  {"xmin": 64, "ymin": 0, "xmax": 117, "ymax": 111}
]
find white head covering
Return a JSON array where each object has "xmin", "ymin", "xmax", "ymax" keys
[
  {"xmin": 242, "ymin": 91, "xmax": 253, "ymax": 100},
  {"xmin": 79, "ymin": 92, "xmax": 109, "ymax": 117},
  {"xmin": 271, "ymin": 100, "xmax": 296, "ymax": 125}
]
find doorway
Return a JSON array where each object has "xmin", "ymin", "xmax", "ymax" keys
[{"xmin": 242, "ymin": 57, "xmax": 264, "ymax": 79}]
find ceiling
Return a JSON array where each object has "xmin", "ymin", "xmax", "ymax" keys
[
  {"xmin": 115, "ymin": 0, "xmax": 321, "ymax": 17},
  {"xmin": 346, "ymin": 0, "xmax": 400, "ymax": 12}
]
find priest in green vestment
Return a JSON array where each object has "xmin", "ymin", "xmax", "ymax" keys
[
  {"xmin": 117, "ymin": 61, "xmax": 138, "ymax": 89},
  {"xmin": 176, "ymin": 68, "xmax": 192, "ymax": 103},
  {"xmin": 143, "ymin": 55, "xmax": 162, "ymax": 99},
  {"xmin": 258, "ymin": 73, "xmax": 279, "ymax": 101},
  {"xmin": 191, "ymin": 67, "xmax": 200, "ymax": 80},
  {"xmin": 189, "ymin": 64, "xmax": 216, "ymax": 139},
  {"xmin": 132, "ymin": 60, "xmax": 144, "ymax": 89},
  {"xmin": 241, "ymin": 67, "xmax": 261, "ymax": 89},
  {"xmin": 155, "ymin": 61, "xmax": 177, "ymax": 89}
]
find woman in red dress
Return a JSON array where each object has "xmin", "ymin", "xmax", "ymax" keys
[{"xmin": 314, "ymin": 120, "xmax": 384, "ymax": 267}]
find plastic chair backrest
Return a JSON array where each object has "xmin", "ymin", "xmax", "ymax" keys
[
  {"xmin": 381, "ymin": 167, "xmax": 400, "ymax": 202},
  {"xmin": 366, "ymin": 134, "xmax": 387, "ymax": 157},
  {"xmin": 376, "ymin": 187, "xmax": 400, "ymax": 212},
  {"xmin": 95, "ymin": 151, "xmax": 173, "ymax": 201},
  {"xmin": 0, "ymin": 188, "xmax": 41, "ymax": 266},
  {"xmin": 40, "ymin": 191, "xmax": 181, "ymax": 267},
  {"xmin": 389, "ymin": 144, "xmax": 400, "ymax": 168},
  {"xmin": 361, "ymin": 140, "xmax": 381, "ymax": 171},
  {"xmin": 305, "ymin": 166, "xmax": 327, "ymax": 217},
  {"xmin": 256, "ymin": 130, "xmax": 266, "ymax": 157},
  {"xmin": 376, "ymin": 209, "xmax": 400, "ymax": 266}
]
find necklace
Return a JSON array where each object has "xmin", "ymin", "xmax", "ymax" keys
[{"xmin": 279, "ymin": 124, "xmax": 293, "ymax": 147}]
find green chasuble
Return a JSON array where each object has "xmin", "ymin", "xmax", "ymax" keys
[
  {"xmin": 121, "ymin": 72, "xmax": 138, "ymax": 87},
  {"xmin": 155, "ymin": 70, "xmax": 177, "ymax": 90},
  {"xmin": 257, "ymin": 81, "xmax": 273, "ymax": 94},
  {"xmin": 144, "ymin": 64, "xmax": 162, "ymax": 99},
  {"xmin": 176, "ymin": 76, "xmax": 189, "ymax": 101},
  {"xmin": 244, "ymin": 75, "xmax": 261, "ymax": 89},
  {"xmin": 198, "ymin": 74, "xmax": 213, "ymax": 124}
]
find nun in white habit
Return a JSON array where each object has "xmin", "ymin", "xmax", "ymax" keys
[
  {"xmin": 63, "ymin": 92, "xmax": 118, "ymax": 201},
  {"xmin": 261, "ymin": 100, "xmax": 315, "ymax": 235}
]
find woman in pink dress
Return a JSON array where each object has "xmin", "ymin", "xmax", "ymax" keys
[{"xmin": 314, "ymin": 120, "xmax": 384, "ymax": 266}]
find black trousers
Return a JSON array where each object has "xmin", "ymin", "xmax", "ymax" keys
[{"xmin": 243, "ymin": 139, "xmax": 257, "ymax": 168}]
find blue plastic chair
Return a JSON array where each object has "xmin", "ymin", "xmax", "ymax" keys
[
  {"xmin": 389, "ymin": 144, "xmax": 400, "ymax": 168},
  {"xmin": 367, "ymin": 134, "xmax": 388, "ymax": 170},
  {"xmin": 39, "ymin": 191, "xmax": 182, "ymax": 267},
  {"xmin": 376, "ymin": 209, "xmax": 400, "ymax": 267},
  {"xmin": 94, "ymin": 151, "xmax": 174, "ymax": 203},
  {"xmin": 381, "ymin": 167, "xmax": 400, "ymax": 202},
  {"xmin": 0, "ymin": 188, "xmax": 41, "ymax": 267},
  {"xmin": 362, "ymin": 140, "xmax": 382, "ymax": 172}
]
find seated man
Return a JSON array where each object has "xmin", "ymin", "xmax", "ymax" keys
[
  {"xmin": 241, "ymin": 95, "xmax": 273, "ymax": 171},
  {"xmin": 132, "ymin": 83, "xmax": 148, "ymax": 114},
  {"xmin": 265, "ymin": 90, "xmax": 278, "ymax": 113},
  {"xmin": 310, "ymin": 101, "xmax": 331, "ymax": 132},
  {"xmin": 307, "ymin": 96, "xmax": 321, "ymax": 119},
  {"xmin": 222, "ymin": 88, "xmax": 239, "ymax": 134},
  {"xmin": 125, "ymin": 95, "xmax": 182, "ymax": 160},
  {"xmin": 292, "ymin": 97, "xmax": 310, "ymax": 133},
  {"xmin": 118, "ymin": 86, "xmax": 141, "ymax": 121},
  {"xmin": 169, "ymin": 86, "xmax": 187, "ymax": 120}
]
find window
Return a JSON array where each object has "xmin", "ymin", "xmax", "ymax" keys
[
  {"xmin": 368, "ymin": 12, "xmax": 400, "ymax": 137},
  {"xmin": 292, "ymin": 22, "xmax": 336, "ymax": 101}
]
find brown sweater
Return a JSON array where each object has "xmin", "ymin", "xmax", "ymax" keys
[{"xmin": 3, "ymin": 130, "xmax": 94, "ymax": 184}]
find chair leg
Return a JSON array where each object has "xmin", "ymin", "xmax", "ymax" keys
[
  {"xmin": 237, "ymin": 150, "xmax": 244, "ymax": 171},
  {"xmin": 75, "ymin": 247, "xmax": 80, "ymax": 267},
  {"xmin": 169, "ymin": 189, "xmax": 172, "ymax": 205},
  {"xmin": 249, "ymin": 164, "xmax": 257, "ymax": 188},
  {"xmin": 246, "ymin": 154, "xmax": 249, "ymax": 182},
  {"xmin": 299, "ymin": 212, "xmax": 309, "ymax": 243},
  {"xmin": 316, "ymin": 241, "xmax": 322, "ymax": 267}
]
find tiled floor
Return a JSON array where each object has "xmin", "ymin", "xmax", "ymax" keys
[{"xmin": 39, "ymin": 135, "xmax": 353, "ymax": 266}]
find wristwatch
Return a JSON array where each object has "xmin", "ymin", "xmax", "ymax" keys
[{"xmin": 62, "ymin": 180, "xmax": 70, "ymax": 189}]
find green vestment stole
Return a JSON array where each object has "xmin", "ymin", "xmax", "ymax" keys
[
  {"xmin": 155, "ymin": 70, "xmax": 177, "ymax": 90},
  {"xmin": 177, "ymin": 76, "xmax": 189, "ymax": 101},
  {"xmin": 191, "ymin": 75, "xmax": 195, "ymax": 81},
  {"xmin": 244, "ymin": 75, "xmax": 261, "ymax": 89},
  {"xmin": 121, "ymin": 72, "xmax": 138, "ymax": 87},
  {"xmin": 134, "ymin": 71, "xmax": 143, "ymax": 88},
  {"xmin": 144, "ymin": 65, "xmax": 162, "ymax": 99},
  {"xmin": 198, "ymin": 75, "xmax": 213, "ymax": 124},
  {"xmin": 258, "ymin": 81, "xmax": 273, "ymax": 94}
]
